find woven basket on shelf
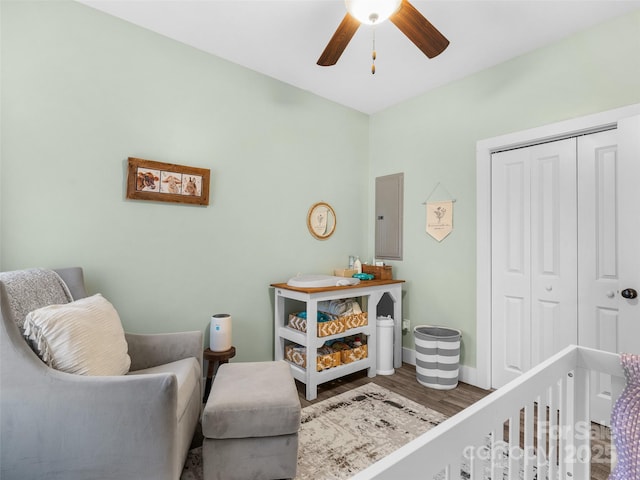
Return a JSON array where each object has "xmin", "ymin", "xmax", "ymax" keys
[
  {"xmin": 288, "ymin": 313, "xmax": 346, "ymax": 337},
  {"xmin": 342, "ymin": 312, "xmax": 368, "ymax": 330},
  {"xmin": 285, "ymin": 344, "xmax": 341, "ymax": 372},
  {"xmin": 340, "ymin": 345, "xmax": 368, "ymax": 364}
]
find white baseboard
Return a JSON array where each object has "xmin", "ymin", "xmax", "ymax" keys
[
  {"xmin": 458, "ymin": 364, "xmax": 479, "ymax": 388},
  {"xmin": 402, "ymin": 347, "xmax": 416, "ymax": 366},
  {"xmin": 401, "ymin": 347, "xmax": 482, "ymax": 389}
]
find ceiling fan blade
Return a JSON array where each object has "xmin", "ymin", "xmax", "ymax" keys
[
  {"xmin": 390, "ymin": 0, "xmax": 449, "ymax": 58},
  {"xmin": 317, "ymin": 13, "xmax": 360, "ymax": 66}
]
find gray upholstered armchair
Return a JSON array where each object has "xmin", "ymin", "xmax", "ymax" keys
[{"xmin": 0, "ymin": 267, "xmax": 203, "ymax": 480}]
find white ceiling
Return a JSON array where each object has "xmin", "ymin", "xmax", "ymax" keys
[{"xmin": 78, "ymin": 0, "xmax": 640, "ymax": 114}]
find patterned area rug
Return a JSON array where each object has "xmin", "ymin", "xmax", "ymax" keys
[{"xmin": 181, "ymin": 382, "xmax": 447, "ymax": 480}]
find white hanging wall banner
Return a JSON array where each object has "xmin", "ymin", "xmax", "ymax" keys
[{"xmin": 426, "ymin": 200, "xmax": 453, "ymax": 241}]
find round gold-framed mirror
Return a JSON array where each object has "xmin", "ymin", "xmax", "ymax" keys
[{"xmin": 307, "ymin": 202, "xmax": 336, "ymax": 240}]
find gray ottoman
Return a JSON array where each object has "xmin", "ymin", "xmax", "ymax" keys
[{"xmin": 202, "ymin": 361, "xmax": 301, "ymax": 480}]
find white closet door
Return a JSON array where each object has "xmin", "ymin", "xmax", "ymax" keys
[
  {"xmin": 579, "ymin": 120, "xmax": 640, "ymax": 423},
  {"xmin": 491, "ymin": 138, "xmax": 577, "ymax": 387},
  {"xmin": 491, "ymin": 147, "xmax": 531, "ymax": 387},
  {"xmin": 530, "ymin": 140, "xmax": 578, "ymax": 364},
  {"xmin": 617, "ymin": 115, "xmax": 640, "ymax": 355},
  {"xmin": 577, "ymin": 130, "xmax": 618, "ymax": 424}
]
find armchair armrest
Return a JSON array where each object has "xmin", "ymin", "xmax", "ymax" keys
[
  {"xmin": 126, "ymin": 330, "xmax": 203, "ymax": 371},
  {"xmin": 2, "ymin": 368, "xmax": 179, "ymax": 480}
]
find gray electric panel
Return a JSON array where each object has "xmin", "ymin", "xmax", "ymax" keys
[{"xmin": 375, "ymin": 173, "xmax": 404, "ymax": 260}]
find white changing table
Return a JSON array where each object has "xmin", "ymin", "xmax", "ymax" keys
[{"xmin": 271, "ymin": 279, "xmax": 404, "ymax": 400}]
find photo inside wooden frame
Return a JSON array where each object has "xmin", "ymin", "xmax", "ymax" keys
[
  {"xmin": 126, "ymin": 157, "xmax": 211, "ymax": 205},
  {"xmin": 307, "ymin": 202, "xmax": 336, "ymax": 240}
]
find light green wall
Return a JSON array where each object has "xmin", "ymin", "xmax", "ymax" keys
[
  {"xmin": 0, "ymin": 1, "xmax": 369, "ymax": 361},
  {"xmin": 369, "ymin": 10, "xmax": 640, "ymax": 367},
  {"xmin": 2, "ymin": 1, "xmax": 639, "ymax": 369}
]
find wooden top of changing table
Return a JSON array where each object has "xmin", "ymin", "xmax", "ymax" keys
[{"xmin": 270, "ymin": 278, "xmax": 405, "ymax": 294}]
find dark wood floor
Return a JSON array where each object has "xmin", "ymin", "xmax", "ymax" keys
[
  {"xmin": 296, "ymin": 363, "xmax": 489, "ymax": 415},
  {"xmin": 295, "ymin": 363, "xmax": 611, "ymax": 480}
]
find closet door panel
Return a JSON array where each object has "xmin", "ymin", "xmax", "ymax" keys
[
  {"xmin": 491, "ymin": 138, "xmax": 577, "ymax": 388},
  {"xmin": 503, "ymin": 296, "xmax": 527, "ymax": 374},
  {"xmin": 577, "ymin": 130, "xmax": 619, "ymax": 425},
  {"xmin": 579, "ymin": 121, "xmax": 640, "ymax": 423},
  {"xmin": 533, "ymin": 300, "xmax": 561, "ymax": 364},
  {"xmin": 616, "ymin": 115, "xmax": 640, "ymax": 354},
  {"xmin": 578, "ymin": 131, "xmax": 619, "ymax": 350},
  {"xmin": 529, "ymin": 139, "xmax": 578, "ymax": 366},
  {"xmin": 491, "ymin": 149, "xmax": 531, "ymax": 387}
]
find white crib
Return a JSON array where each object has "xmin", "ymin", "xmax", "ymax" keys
[{"xmin": 353, "ymin": 345, "xmax": 625, "ymax": 480}]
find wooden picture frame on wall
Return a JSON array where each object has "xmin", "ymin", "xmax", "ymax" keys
[{"xmin": 126, "ymin": 157, "xmax": 211, "ymax": 206}]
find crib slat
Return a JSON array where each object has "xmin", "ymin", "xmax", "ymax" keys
[
  {"xmin": 523, "ymin": 402, "xmax": 535, "ymax": 480},
  {"xmin": 572, "ymin": 366, "xmax": 591, "ymax": 479},
  {"xmin": 548, "ymin": 382, "xmax": 559, "ymax": 480},
  {"xmin": 489, "ymin": 428, "xmax": 503, "ymax": 480},
  {"xmin": 536, "ymin": 394, "xmax": 548, "ymax": 480},
  {"xmin": 559, "ymin": 372, "xmax": 568, "ymax": 480},
  {"xmin": 469, "ymin": 443, "xmax": 486, "ymax": 480},
  {"xmin": 449, "ymin": 458, "xmax": 461, "ymax": 480},
  {"xmin": 508, "ymin": 410, "xmax": 519, "ymax": 479}
]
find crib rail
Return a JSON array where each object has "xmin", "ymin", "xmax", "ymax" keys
[{"xmin": 353, "ymin": 345, "xmax": 624, "ymax": 480}]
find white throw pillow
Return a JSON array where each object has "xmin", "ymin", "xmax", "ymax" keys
[{"xmin": 23, "ymin": 294, "xmax": 131, "ymax": 376}]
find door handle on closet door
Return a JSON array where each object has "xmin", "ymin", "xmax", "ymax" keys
[{"xmin": 621, "ymin": 288, "xmax": 638, "ymax": 299}]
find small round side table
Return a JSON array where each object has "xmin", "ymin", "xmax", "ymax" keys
[{"xmin": 203, "ymin": 346, "xmax": 236, "ymax": 402}]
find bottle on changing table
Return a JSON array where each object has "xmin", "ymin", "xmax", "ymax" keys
[{"xmin": 354, "ymin": 256, "xmax": 362, "ymax": 274}]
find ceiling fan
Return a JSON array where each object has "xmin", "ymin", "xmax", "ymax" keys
[{"xmin": 317, "ymin": 0, "xmax": 449, "ymax": 67}]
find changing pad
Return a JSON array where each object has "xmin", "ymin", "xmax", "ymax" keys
[{"xmin": 287, "ymin": 274, "xmax": 360, "ymax": 288}]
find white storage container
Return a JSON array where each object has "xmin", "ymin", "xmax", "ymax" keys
[{"xmin": 376, "ymin": 315, "xmax": 395, "ymax": 375}]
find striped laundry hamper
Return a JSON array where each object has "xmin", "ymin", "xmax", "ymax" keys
[{"xmin": 414, "ymin": 326, "xmax": 461, "ymax": 390}]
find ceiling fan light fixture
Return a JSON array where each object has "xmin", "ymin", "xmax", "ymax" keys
[
  {"xmin": 345, "ymin": 0, "xmax": 402, "ymax": 25},
  {"xmin": 317, "ymin": 0, "xmax": 448, "ymax": 67}
]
